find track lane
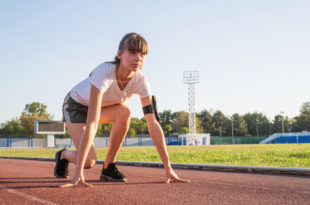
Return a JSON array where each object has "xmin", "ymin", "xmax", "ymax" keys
[{"xmin": 1, "ymin": 158, "xmax": 310, "ymax": 205}]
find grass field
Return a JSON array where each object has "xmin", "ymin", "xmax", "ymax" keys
[{"xmin": 1, "ymin": 144, "xmax": 310, "ymax": 168}]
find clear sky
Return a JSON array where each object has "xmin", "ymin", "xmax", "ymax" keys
[{"xmin": 1, "ymin": 0, "xmax": 309, "ymax": 124}]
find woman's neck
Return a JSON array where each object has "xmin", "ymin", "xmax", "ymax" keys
[{"xmin": 116, "ymin": 65, "xmax": 134, "ymax": 81}]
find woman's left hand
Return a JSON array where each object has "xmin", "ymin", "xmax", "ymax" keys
[
  {"xmin": 165, "ymin": 168, "xmax": 190, "ymax": 184},
  {"xmin": 60, "ymin": 173, "xmax": 92, "ymax": 188}
]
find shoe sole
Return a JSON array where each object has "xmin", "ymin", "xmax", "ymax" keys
[
  {"xmin": 54, "ymin": 171, "xmax": 70, "ymax": 178},
  {"xmin": 99, "ymin": 175, "xmax": 127, "ymax": 182}
]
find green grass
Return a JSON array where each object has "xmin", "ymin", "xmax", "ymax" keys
[{"xmin": 1, "ymin": 144, "xmax": 310, "ymax": 168}]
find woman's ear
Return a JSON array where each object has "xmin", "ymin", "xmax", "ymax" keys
[{"xmin": 117, "ymin": 50, "xmax": 122, "ymax": 60}]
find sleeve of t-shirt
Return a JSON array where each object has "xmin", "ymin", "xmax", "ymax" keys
[
  {"xmin": 135, "ymin": 74, "xmax": 152, "ymax": 98},
  {"xmin": 89, "ymin": 63, "xmax": 111, "ymax": 93}
]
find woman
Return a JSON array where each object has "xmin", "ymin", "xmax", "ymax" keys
[{"xmin": 56, "ymin": 32, "xmax": 190, "ymax": 187}]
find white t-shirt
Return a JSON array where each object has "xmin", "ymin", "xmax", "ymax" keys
[{"xmin": 70, "ymin": 62, "xmax": 152, "ymax": 106}]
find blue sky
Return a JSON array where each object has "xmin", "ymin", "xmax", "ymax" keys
[{"xmin": 1, "ymin": 0, "xmax": 309, "ymax": 123}]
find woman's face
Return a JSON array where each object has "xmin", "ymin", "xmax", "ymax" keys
[{"xmin": 118, "ymin": 49, "xmax": 146, "ymax": 71}]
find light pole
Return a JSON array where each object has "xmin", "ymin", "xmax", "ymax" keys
[
  {"xmin": 231, "ymin": 116, "xmax": 234, "ymax": 144},
  {"xmin": 280, "ymin": 111, "xmax": 285, "ymax": 133},
  {"xmin": 183, "ymin": 71, "xmax": 199, "ymax": 145}
]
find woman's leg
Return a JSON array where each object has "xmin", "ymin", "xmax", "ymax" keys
[
  {"xmin": 98, "ymin": 104, "xmax": 131, "ymax": 169},
  {"xmin": 61, "ymin": 123, "xmax": 97, "ymax": 169},
  {"xmin": 61, "ymin": 103, "xmax": 130, "ymax": 169}
]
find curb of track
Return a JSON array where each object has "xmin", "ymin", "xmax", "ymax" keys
[{"xmin": 1, "ymin": 155, "xmax": 310, "ymax": 176}]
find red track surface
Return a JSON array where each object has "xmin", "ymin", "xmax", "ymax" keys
[{"xmin": 1, "ymin": 158, "xmax": 310, "ymax": 205}]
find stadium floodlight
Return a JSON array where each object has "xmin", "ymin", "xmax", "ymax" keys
[
  {"xmin": 183, "ymin": 71, "xmax": 200, "ymax": 145},
  {"xmin": 183, "ymin": 71, "xmax": 199, "ymax": 84}
]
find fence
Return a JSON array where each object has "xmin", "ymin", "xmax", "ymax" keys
[
  {"xmin": 0, "ymin": 136, "xmax": 268, "ymax": 148},
  {"xmin": 0, "ymin": 136, "xmax": 179, "ymax": 148},
  {"xmin": 56, "ymin": 137, "xmax": 165, "ymax": 148},
  {"xmin": 211, "ymin": 136, "xmax": 268, "ymax": 145}
]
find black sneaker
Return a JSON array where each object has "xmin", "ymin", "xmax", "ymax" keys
[
  {"xmin": 100, "ymin": 163, "xmax": 127, "ymax": 182},
  {"xmin": 54, "ymin": 148, "xmax": 69, "ymax": 178}
]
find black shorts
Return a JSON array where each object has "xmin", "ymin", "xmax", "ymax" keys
[{"xmin": 62, "ymin": 92, "xmax": 88, "ymax": 123}]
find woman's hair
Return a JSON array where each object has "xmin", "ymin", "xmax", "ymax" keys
[{"xmin": 110, "ymin": 32, "xmax": 148, "ymax": 65}]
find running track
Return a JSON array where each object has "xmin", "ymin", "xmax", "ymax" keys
[{"xmin": 1, "ymin": 158, "xmax": 310, "ymax": 205}]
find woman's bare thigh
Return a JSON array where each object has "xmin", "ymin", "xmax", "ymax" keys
[
  {"xmin": 65, "ymin": 123, "xmax": 97, "ymax": 160},
  {"xmin": 64, "ymin": 103, "xmax": 130, "ymax": 157},
  {"xmin": 99, "ymin": 103, "xmax": 131, "ymax": 124}
]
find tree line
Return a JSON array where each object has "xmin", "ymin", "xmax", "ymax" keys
[{"xmin": 1, "ymin": 102, "xmax": 310, "ymax": 137}]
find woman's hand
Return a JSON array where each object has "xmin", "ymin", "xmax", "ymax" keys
[
  {"xmin": 165, "ymin": 168, "xmax": 190, "ymax": 184},
  {"xmin": 60, "ymin": 173, "xmax": 92, "ymax": 188}
]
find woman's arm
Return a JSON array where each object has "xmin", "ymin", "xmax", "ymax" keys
[
  {"xmin": 61, "ymin": 85, "xmax": 103, "ymax": 188},
  {"xmin": 140, "ymin": 96, "xmax": 190, "ymax": 183}
]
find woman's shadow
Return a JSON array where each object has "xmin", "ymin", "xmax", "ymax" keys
[{"xmin": 0, "ymin": 177, "xmax": 164, "ymax": 189}]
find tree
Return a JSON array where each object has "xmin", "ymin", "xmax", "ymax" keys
[
  {"xmin": 260, "ymin": 117, "xmax": 272, "ymax": 136},
  {"xmin": 197, "ymin": 110, "xmax": 213, "ymax": 133},
  {"xmin": 212, "ymin": 111, "xmax": 229, "ymax": 136},
  {"xmin": 162, "ymin": 124, "xmax": 173, "ymax": 136},
  {"xmin": 178, "ymin": 126, "xmax": 188, "ymax": 134},
  {"xmin": 230, "ymin": 113, "xmax": 248, "ymax": 136},
  {"xmin": 292, "ymin": 114, "xmax": 310, "ymax": 132},
  {"xmin": 243, "ymin": 112, "xmax": 270, "ymax": 136},
  {"xmin": 20, "ymin": 102, "xmax": 52, "ymax": 135},
  {"xmin": 96, "ymin": 123, "xmax": 113, "ymax": 136},
  {"xmin": 23, "ymin": 102, "xmax": 50, "ymax": 117},
  {"xmin": 300, "ymin": 102, "xmax": 310, "ymax": 114},
  {"xmin": 195, "ymin": 116, "xmax": 203, "ymax": 133},
  {"xmin": 159, "ymin": 110, "xmax": 173, "ymax": 126},
  {"xmin": 272, "ymin": 115, "xmax": 290, "ymax": 133},
  {"xmin": 128, "ymin": 128, "xmax": 136, "ymax": 137},
  {"xmin": 159, "ymin": 110, "xmax": 174, "ymax": 136},
  {"xmin": 272, "ymin": 115, "xmax": 283, "ymax": 133},
  {"xmin": 171, "ymin": 111, "xmax": 188, "ymax": 133},
  {"xmin": 0, "ymin": 118, "xmax": 24, "ymax": 134},
  {"xmin": 129, "ymin": 118, "xmax": 148, "ymax": 135},
  {"xmin": 0, "ymin": 102, "xmax": 53, "ymax": 135},
  {"xmin": 291, "ymin": 102, "xmax": 310, "ymax": 132}
]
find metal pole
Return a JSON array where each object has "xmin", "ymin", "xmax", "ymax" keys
[
  {"xmin": 231, "ymin": 116, "xmax": 234, "ymax": 144},
  {"xmin": 183, "ymin": 71, "xmax": 199, "ymax": 145},
  {"xmin": 281, "ymin": 111, "xmax": 285, "ymax": 133},
  {"xmin": 188, "ymin": 84, "xmax": 196, "ymax": 135}
]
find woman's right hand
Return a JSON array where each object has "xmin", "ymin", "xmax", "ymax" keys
[{"xmin": 60, "ymin": 172, "xmax": 92, "ymax": 188}]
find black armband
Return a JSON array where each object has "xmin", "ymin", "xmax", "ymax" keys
[
  {"xmin": 152, "ymin": 96, "xmax": 160, "ymax": 121},
  {"xmin": 142, "ymin": 95, "xmax": 160, "ymax": 121}
]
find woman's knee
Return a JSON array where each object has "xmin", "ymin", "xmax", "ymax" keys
[
  {"xmin": 83, "ymin": 146, "xmax": 97, "ymax": 169},
  {"xmin": 84, "ymin": 157, "xmax": 97, "ymax": 169},
  {"xmin": 116, "ymin": 105, "xmax": 131, "ymax": 123}
]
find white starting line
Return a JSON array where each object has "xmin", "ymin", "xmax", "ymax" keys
[{"xmin": 0, "ymin": 186, "xmax": 57, "ymax": 205}]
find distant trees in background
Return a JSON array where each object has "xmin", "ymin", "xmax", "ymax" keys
[
  {"xmin": 96, "ymin": 101, "xmax": 310, "ymax": 137},
  {"xmin": 1, "ymin": 102, "xmax": 310, "ymax": 137},
  {"xmin": 0, "ymin": 102, "xmax": 52, "ymax": 135},
  {"xmin": 131, "ymin": 102, "xmax": 310, "ymax": 137}
]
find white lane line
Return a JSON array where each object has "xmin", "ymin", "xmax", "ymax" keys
[{"xmin": 0, "ymin": 187, "xmax": 57, "ymax": 205}]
